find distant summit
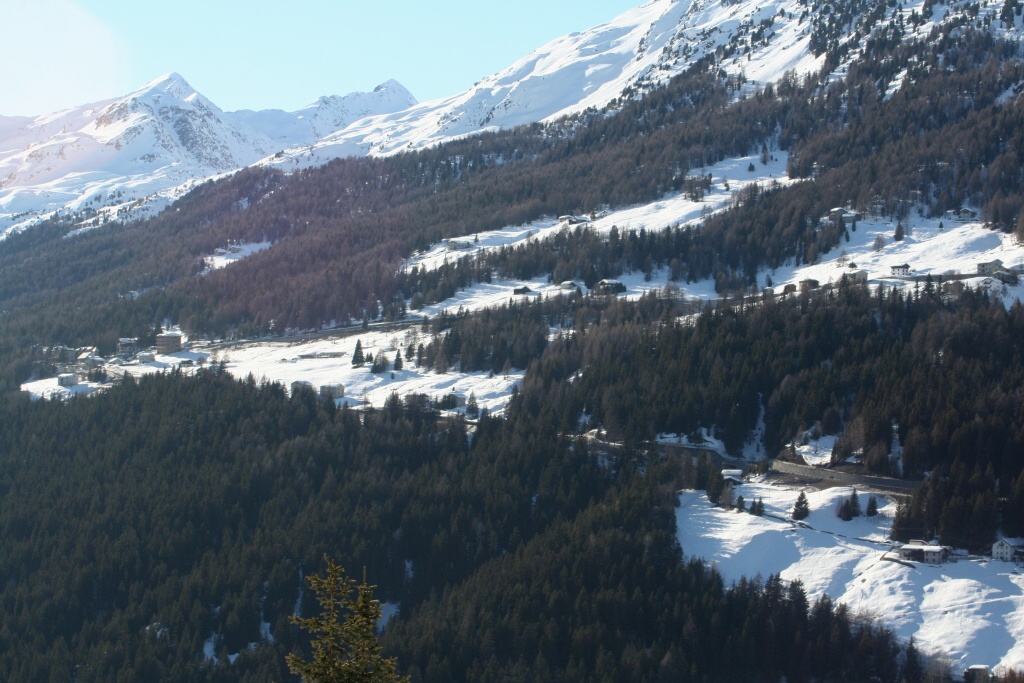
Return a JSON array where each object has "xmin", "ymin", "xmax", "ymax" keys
[{"xmin": 0, "ymin": 76, "xmax": 417, "ymax": 236}]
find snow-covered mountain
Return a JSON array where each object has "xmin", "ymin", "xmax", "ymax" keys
[
  {"xmin": 265, "ymin": 0, "xmax": 822, "ymax": 165},
  {"xmin": 0, "ymin": 75, "xmax": 416, "ymax": 235},
  {"xmin": 0, "ymin": 0, "xmax": 830, "ymax": 234},
  {"xmin": 4, "ymin": 0, "xmax": 1020, "ymax": 235}
]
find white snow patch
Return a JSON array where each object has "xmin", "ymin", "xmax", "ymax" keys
[
  {"xmin": 677, "ymin": 482, "xmax": 1024, "ymax": 673},
  {"xmin": 202, "ymin": 241, "xmax": 272, "ymax": 272}
]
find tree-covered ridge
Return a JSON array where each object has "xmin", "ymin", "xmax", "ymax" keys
[
  {"xmin": 0, "ymin": 367, "xmax": 607, "ymax": 681},
  {"xmin": 412, "ymin": 282, "xmax": 1024, "ymax": 549},
  {"xmin": 1, "ymin": 13, "xmax": 1021, "ymax": 380},
  {"xmin": 0, "ymin": 365, "xmax": 917, "ymax": 681}
]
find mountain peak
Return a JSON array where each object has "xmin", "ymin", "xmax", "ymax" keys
[{"xmin": 133, "ymin": 72, "xmax": 199, "ymax": 102}]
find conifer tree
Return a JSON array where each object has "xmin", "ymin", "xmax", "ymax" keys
[
  {"xmin": 352, "ymin": 340, "xmax": 365, "ymax": 366},
  {"xmin": 393, "ymin": 352, "xmax": 403, "ymax": 372},
  {"xmin": 866, "ymin": 494, "xmax": 878, "ymax": 517},
  {"xmin": 287, "ymin": 556, "xmax": 407, "ymax": 683},
  {"xmin": 792, "ymin": 491, "xmax": 810, "ymax": 520}
]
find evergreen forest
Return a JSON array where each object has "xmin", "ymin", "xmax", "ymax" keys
[{"xmin": 1, "ymin": 0, "xmax": 1024, "ymax": 679}]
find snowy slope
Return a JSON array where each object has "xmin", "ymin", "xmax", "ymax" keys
[
  {"xmin": 0, "ymin": 75, "xmax": 415, "ymax": 236},
  {"xmin": 7, "ymin": 0, "xmax": 1019, "ymax": 234},
  {"xmin": 265, "ymin": 0, "xmax": 824, "ymax": 165},
  {"xmin": 677, "ymin": 483, "xmax": 1024, "ymax": 675}
]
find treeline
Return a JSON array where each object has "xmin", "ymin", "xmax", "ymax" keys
[
  {"xmin": 405, "ymin": 283, "xmax": 1024, "ymax": 546},
  {"xmin": 385, "ymin": 465, "xmax": 909, "ymax": 683},
  {"xmin": 0, "ymin": 367, "xmax": 606, "ymax": 681},
  {"xmin": 2, "ymin": 14, "xmax": 1023, "ymax": 367},
  {"xmin": 0, "ymin": 361, "xmax": 921, "ymax": 681}
]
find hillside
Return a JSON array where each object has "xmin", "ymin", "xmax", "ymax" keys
[
  {"xmin": 2, "ymin": 0, "xmax": 1024, "ymax": 680},
  {"xmin": 0, "ymin": 75, "xmax": 416, "ymax": 236}
]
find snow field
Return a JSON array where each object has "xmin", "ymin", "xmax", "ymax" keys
[{"xmin": 677, "ymin": 481, "xmax": 1024, "ymax": 674}]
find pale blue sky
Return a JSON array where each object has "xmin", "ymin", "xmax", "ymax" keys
[{"xmin": 1, "ymin": 0, "xmax": 642, "ymax": 116}]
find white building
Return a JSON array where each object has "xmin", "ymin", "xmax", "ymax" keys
[
  {"xmin": 977, "ymin": 259, "xmax": 1005, "ymax": 276},
  {"xmin": 320, "ymin": 383, "xmax": 345, "ymax": 400},
  {"xmin": 156, "ymin": 332, "xmax": 183, "ymax": 354},
  {"xmin": 897, "ymin": 541, "xmax": 951, "ymax": 564},
  {"xmin": 992, "ymin": 539, "xmax": 1021, "ymax": 562}
]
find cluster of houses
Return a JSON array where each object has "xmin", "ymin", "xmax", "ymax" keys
[
  {"xmin": 893, "ymin": 539, "xmax": 1023, "ymax": 565},
  {"xmin": 290, "ymin": 380, "xmax": 346, "ymax": 400},
  {"xmin": 513, "ymin": 279, "xmax": 620, "ymax": 296},
  {"xmin": 881, "ymin": 259, "xmax": 1021, "ymax": 284},
  {"xmin": 45, "ymin": 332, "xmax": 187, "ymax": 389}
]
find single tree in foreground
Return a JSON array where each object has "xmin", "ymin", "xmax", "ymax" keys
[
  {"xmin": 792, "ymin": 491, "xmax": 811, "ymax": 520},
  {"xmin": 287, "ymin": 555, "xmax": 407, "ymax": 683}
]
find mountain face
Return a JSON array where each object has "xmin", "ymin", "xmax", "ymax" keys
[
  {"xmin": 265, "ymin": 0, "xmax": 822, "ymax": 164},
  {"xmin": 1, "ymin": 0, "xmax": 826, "ymax": 234},
  {"xmin": 0, "ymin": 75, "xmax": 416, "ymax": 235}
]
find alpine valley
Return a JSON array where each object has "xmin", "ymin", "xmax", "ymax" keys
[{"xmin": 2, "ymin": 0, "xmax": 1024, "ymax": 681}]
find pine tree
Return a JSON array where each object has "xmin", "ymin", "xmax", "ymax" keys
[
  {"xmin": 393, "ymin": 352, "xmax": 403, "ymax": 372},
  {"xmin": 706, "ymin": 468, "xmax": 725, "ymax": 505},
  {"xmin": 837, "ymin": 498, "xmax": 853, "ymax": 521},
  {"xmin": 792, "ymin": 491, "xmax": 810, "ymax": 520},
  {"xmin": 287, "ymin": 556, "xmax": 408, "ymax": 683},
  {"xmin": 849, "ymin": 489, "xmax": 862, "ymax": 517},
  {"xmin": 866, "ymin": 495, "xmax": 878, "ymax": 517},
  {"xmin": 352, "ymin": 340, "xmax": 365, "ymax": 366}
]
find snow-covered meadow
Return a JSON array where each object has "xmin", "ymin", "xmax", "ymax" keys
[{"xmin": 677, "ymin": 481, "xmax": 1024, "ymax": 675}]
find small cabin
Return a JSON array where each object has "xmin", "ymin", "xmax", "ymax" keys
[
  {"xmin": 828, "ymin": 207, "xmax": 861, "ymax": 225},
  {"xmin": 890, "ymin": 264, "xmax": 911, "ymax": 277},
  {"xmin": 117, "ymin": 337, "xmax": 138, "ymax": 354},
  {"xmin": 992, "ymin": 539, "xmax": 1022, "ymax": 562},
  {"xmin": 845, "ymin": 270, "xmax": 868, "ymax": 285},
  {"xmin": 721, "ymin": 469, "xmax": 744, "ymax": 485},
  {"xmin": 513, "ymin": 286, "xmax": 533, "ymax": 295},
  {"xmin": 57, "ymin": 373, "xmax": 78, "ymax": 387},
  {"xmin": 963, "ymin": 665, "xmax": 991, "ymax": 683},
  {"xmin": 945, "ymin": 208, "xmax": 978, "ymax": 222},
  {"xmin": 993, "ymin": 270, "xmax": 1019, "ymax": 285},
  {"xmin": 77, "ymin": 350, "xmax": 101, "ymax": 370},
  {"xmin": 799, "ymin": 278, "xmax": 819, "ymax": 292},
  {"xmin": 137, "ymin": 352, "xmax": 155, "ymax": 363},
  {"xmin": 290, "ymin": 380, "xmax": 315, "ymax": 396},
  {"xmin": 559, "ymin": 280, "xmax": 580, "ymax": 291},
  {"xmin": 155, "ymin": 332, "xmax": 183, "ymax": 354},
  {"xmin": 782, "ymin": 283, "xmax": 797, "ymax": 295},
  {"xmin": 978, "ymin": 259, "xmax": 1005, "ymax": 276},
  {"xmin": 898, "ymin": 541, "xmax": 951, "ymax": 564},
  {"xmin": 320, "ymin": 383, "xmax": 345, "ymax": 400},
  {"xmin": 594, "ymin": 279, "xmax": 626, "ymax": 294}
]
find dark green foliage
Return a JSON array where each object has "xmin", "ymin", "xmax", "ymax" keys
[
  {"xmin": 287, "ymin": 557, "xmax": 407, "ymax": 683},
  {"xmin": 0, "ymin": 368, "xmax": 608, "ymax": 680},
  {"xmin": 793, "ymin": 492, "xmax": 811, "ymax": 520},
  {"xmin": 866, "ymin": 495, "xmax": 879, "ymax": 517}
]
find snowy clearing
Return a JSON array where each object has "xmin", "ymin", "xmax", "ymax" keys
[{"xmin": 677, "ymin": 481, "xmax": 1024, "ymax": 674}]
